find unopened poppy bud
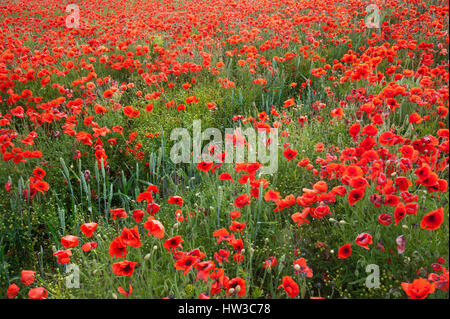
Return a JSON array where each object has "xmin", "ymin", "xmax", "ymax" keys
[
  {"xmin": 330, "ymin": 250, "xmax": 334, "ymax": 254},
  {"xmin": 153, "ymin": 245, "xmax": 158, "ymax": 250},
  {"xmin": 402, "ymin": 225, "xmax": 408, "ymax": 229},
  {"xmin": 294, "ymin": 264, "xmax": 301, "ymax": 271},
  {"xmin": 144, "ymin": 253, "xmax": 151, "ymax": 260},
  {"xmin": 228, "ymin": 288, "xmax": 235, "ymax": 295},
  {"xmin": 241, "ymin": 249, "xmax": 245, "ymax": 254},
  {"xmin": 329, "ymin": 218, "xmax": 337, "ymax": 223},
  {"xmin": 339, "ymin": 220, "xmax": 347, "ymax": 225},
  {"xmin": 173, "ymin": 223, "xmax": 179, "ymax": 228},
  {"xmin": 265, "ymin": 238, "xmax": 269, "ymax": 243},
  {"xmin": 112, "ymin": 293, "xmax": 118, "ymax": 299},
  {"xmin": 235, "ymin": 285, "xmax": 241, "ymax": 293},
  {"xmin": 52, "ymin": 245, "xmax": 56, "ymax": 253}
]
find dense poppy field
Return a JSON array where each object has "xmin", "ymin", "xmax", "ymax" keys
[{"xmin": 0, "ymin": 0, "xmax": 448, "ymax": 299}]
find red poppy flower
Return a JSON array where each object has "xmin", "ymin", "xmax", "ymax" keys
[
  {"xmin": 118, "ymin": 284, "xmax": 133, "ymax": 298},
  {"xmin": 168, "ymin": 196, "xmax": 183, "ymax": 207},
  {"xmin": 234, "ymin": 194, "xmax": 250, "ymax": 208},
  {"xmin": 420, "ymin": 207, "xmax": 444, "ymax": 230},
  {"xmin": 218, "ymin": 172, "xmax": 233, "ymax": 181},
  {"xmin": 348, "ymin": 123, "xmax": 361, "ymax": 138},
  {"xmin": 82, "ymin": 242, "xmax": 97, "ymax": 252},
  {"xmin": 394, "ymin": 203, "xmax": 407, "ymax": 225},
  {"xmin": 132, "ymin": 209, "xmax": 145, "ymax": 222},
  {"xmin": 137, "ymin": 191, "xmax": 153, "ymax": 203},
  {"xmin": 60, "ymin": 235, "xmax": 79, "ymax": 248},
  {"xmin": 310, "ymin": 205, "xmax": 331, "ymax": 219},
  {"xmin": 293, "ymin": 258, "xmax": 313, "ymax": 277},
  {"xmin": 195, "ymin": 261, "xmax": 215, "ymax": 282},
  {"xmin": 197, "ymin": 161, "xmax": 214, "ymax": 172},
  {"xmin": 147, "ymin": 203, "xmax": 160, "ymax": 215},
  {"xmin": 175, "ymin": 255, "xmax": 199, "ymax": 275},
  {"xmin": 144, "ymin": 216, "xmax": 165, "ymax": 238},
  {"xmin": 229, "ymin": 210, "xmax": 241, "ymax": 219},
  {"xmin": 53, "ymin": 249, "xmax": 72, "ymax": 264},
  {"xmin": 355, "ymin": 233, "xmax": 373, "ymax": 250},
  {"xmin": 21, "ymin": 270, "xmax": 35, "ymax": 286},
  {"xmin": 338, "ymin": 243, "xmax": 352, "ymax": 259},
  {"xmin": 164, "ymin": 235, "xmax": 184, "ymax": 252},
  {"xmin": 28, "ymin": 287, "xmax": 48, "ymax": 299},
  {"xmin": 230, "ymin": 238, "xmax": 244, "ymax": 252},
  {"xmin": 395, "ymin": 177, "xmax": 412, "ymax": 191},
  {"xmin": 263, "ymin": 256, "xmax": 277, "ymax": 269},
  {"xmin": 348, "ymin": 187, "xmax": 365, "ymax": 205},
  {"xmin": 7, "ymin": 283, "xmax": 20, "ymax": 299},
  {"xmin": 214, "ymin": 249, "xmax": 230, "ymax": 264},
  {"xmin": 112, "ymin": 260, "xmax": 138, "ymax": 277},
  {"xmin": 378, "ymin": 213, "xmax": 392, "ymax": 225},
  {"xmin": 120, "ymin": 226, "xmax": 141, "ymax": 248},
  {"xmin": 291, "ymin": 209, "xmax": 310, "ymax": 226},
  {"xmin": 80, "ymin": 222, "xmax": 98, "ymax": 237},
  {"xmin": 264, "ymin": 189, "xmax": 281, "ymax": 202},
  {"xmin": 213, "ymin": 228, "xmax": 234, "ymax": 243},
  {"xmin": 109, "ymin": 237, "xmax": 127, "ymax": 258},
  {"xmin": 110, "ymin": 208, "xmax": 128, "ymax": 219},
  {"xmin": 229, "ymin": 221, "xmax": 247, "ymax": 234},
  {"xmin": 283, "ymin": 148, "xmax": 298, "ymax": 161},
  {"xmin": 401, "ymin": 278, "xmax": 435, "ymax": 299},
  {"xmin": 226, "ymin": 277, "xmax": 246, "ymax": 297},
  {"xmin": 278, "ymin": 276, "xmax": 299, "ymax": 298}
]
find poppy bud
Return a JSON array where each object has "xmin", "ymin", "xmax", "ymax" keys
[
  {"xmin": 228, "ymin": 288, "xmax": 235, "ymax": 295},
  {"xmin": 144, "ymin": 253, "xmax": 151, "ymax": 260},
  {"xmin": 153, "ymin": 245, "xmax": 158, "ymax": 250},
  {"xmin": 339, "ymin": 220, "xmax": 347, "ymax": 225},
  {"xmin": 235, "ymin": 285, "xmax": 241, "ymax": 293}
]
